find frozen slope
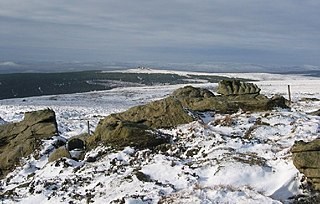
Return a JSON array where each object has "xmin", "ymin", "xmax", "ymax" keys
[{"xmin": 0, "ymin": 71, "xmax": 319, "ymax": 203}]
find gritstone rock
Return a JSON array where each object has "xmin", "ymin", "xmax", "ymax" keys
[
  {"xmin": 87, "ymin": 120, "xmax": 170, "ymax": 149},
  {"xmin": 291, "ymin": 139, "xmax": 320, "ymax": 191},
  {"xmin": 172, "ymin": 85, "xmax": 215, "ymax": 99},
  {"xmin": 48, "ymin": 146, "xmax": 71, "ymax": 163},
  {"xmin": 217, "ymin": 80, "xmax": 260, "ymax": 95},
  {"xmin": 98, "ymin": 96, "xmax": 194, "ymax": 129},
  {"xmin": 172, "ymin": 86, "xmax": 217, "ymax": 111},
  {"xmin": 172, "ymin": 85, "xmax": 288, "ymax": 113},
  {"xmin": 0, "ymin": 109, "xmax": 58, "ymax": 178},
  {"xmin": 87, "ymin": 97, "xmax": 190, "ymax": 149}
]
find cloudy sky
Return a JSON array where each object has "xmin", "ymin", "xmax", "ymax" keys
[{"xmin": 0, "ymin": 0, "xmax": 319, "ymax": 66}]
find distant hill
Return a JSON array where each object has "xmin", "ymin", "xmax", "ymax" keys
[
  {"xmin": 0, "ymin": 61, "xmax": 319, "ymax": 74},
  {"xmin": 0, "ymin": 70, "xmax": 241, "ymax": 100}
]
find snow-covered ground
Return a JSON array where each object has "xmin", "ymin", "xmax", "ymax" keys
[{"xmin": 0, "ymin": 70, "xmax": 319, "ymax": 203}]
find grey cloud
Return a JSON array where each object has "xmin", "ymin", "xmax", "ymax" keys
[{"xmin": 0, "ymin": 0, "xmax": 319, "ymax": 65}]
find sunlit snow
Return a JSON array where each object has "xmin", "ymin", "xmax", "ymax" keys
[{"xmin": 0, "ymin": 70, "xmax": 319, "ymax": 203}]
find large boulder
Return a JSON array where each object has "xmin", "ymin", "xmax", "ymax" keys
[
  {"xmin": 291, "ymin": 139, "xmax": 320, "ymax": 191},
  {"xmin": 217, "ymin": 80, "xmax": 260, "ymax": 95},
  {"xmin": 99, "ymin": 96, "xmax": 194, "ymax": 129},
  {"xmin": 220, "ymin": 94, "xmax": 288, "ymax": 113},
  {"xmin": 87, "ymin": 120, "xmax": 170, "ymax": 149},
  {"xmin": 89, "ymin": 96, "xmax": 193, "ymax": 150},
  {"xmin": 172, "ymin": 85, "xmax": 215, "ymax": 99},
  {"xmin": 0, "ymin": 109, "xmax": 58, "ymax": 178},
  {"xmin": 172, "ymin": 86, "xmax": 217, "ymax": 112}
]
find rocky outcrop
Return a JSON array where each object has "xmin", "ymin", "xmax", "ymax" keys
[
  {"xmin": 172, "ymin": 85, "xmax": 215, "ymax": 99},
  {"xmin": 87, "ymin": 97, "xmax": 190, "ymax": 149},
  {"xmin": 172, "ymin": 86, "xmax": 217, "ymax": 112},
  {"xmin": 291, "ymin": 139, "xmax": 320, "ymax": 191},
  {"xmin": 0, "ymin": 109, "xmax": 58, "ymax": 178},
  {"xmin": 87, "ymin": 120, "xmax": 170, "ymax": 149},
  {"xmin": 217, "ymin": 80, "xmax": 260, "ymax": 95},
  {"xmin": 90, "ymin": 82, "xmax": 288, "ymax": 150},
  {"xmin": 99, "ymin": 97, "xmax": 194, "ymax": 129},
  {"xmin": 172, "ymin": 84, "xmax": 288, "ymax": 113}
]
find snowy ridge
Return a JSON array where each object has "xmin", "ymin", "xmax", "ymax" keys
[
  {"xmin": 106, "ymin": 68, "xmax": 318, "ymax": 81},
  {"xmin": 0, "ymin": 72, "xmax": 320, "ymax": 203},
  {"xmin": 115, "ymin": 62, "xmax": 320, "ymax": 73}
]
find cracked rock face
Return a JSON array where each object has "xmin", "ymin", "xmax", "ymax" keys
[
  {"xmin": 0, "ymin": 109, "xmax": 58, "ymax": 178},
  {"xmin": 291, "ymin": 139, "xmax": 320, "ymax": 191},
  {"xmin": 217, "ymin": 80, "xmax": 261, "ymax": 96}
]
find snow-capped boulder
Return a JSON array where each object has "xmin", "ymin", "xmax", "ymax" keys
[
  {"xmin": 292, "ymin": 139, "xmax": 320, "ymax": 191},
  {"xmin": 0, "ymin": 109, "xmax": 58, "ymax": 177},
  {"xmin": 88, "ymin": 120, "xmax": 170, "ymax": 149},
  {"xmin": 217, "ymin": 80, "xmax": 260, "ymax": 95}
]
